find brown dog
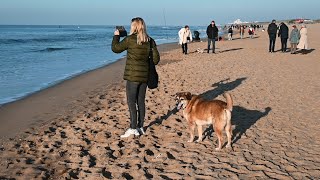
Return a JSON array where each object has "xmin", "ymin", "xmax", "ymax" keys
[{"xmin": 175, "ymin": 92, "xmax": 233, "ymax": 150}]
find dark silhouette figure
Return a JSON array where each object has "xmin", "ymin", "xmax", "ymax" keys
[
  {"xmin": 267, "ymin": 19, "xmax": 278, "ymax": 53},
  {"xmin": 193, "ymin": 31, "xmax": 201, "ymax": 42},
  {"xmin": 278, "ymin": 22, "xmax": 289, "ymax": 52}
]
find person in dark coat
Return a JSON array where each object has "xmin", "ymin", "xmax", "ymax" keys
[
  {"xmin": 206, "ymin": 20, "xmax": 219, "ymax": 53},
  {"xmin": 267, "ymin": 19, "xmax": 278, "ymax": 53},
  {"xmin": 227, "ymin": 27, "xmax": 233, "ymax": 40},
  {"xmin": 278, "ymin": 22, "xmax": 289, "ymax": 52}
]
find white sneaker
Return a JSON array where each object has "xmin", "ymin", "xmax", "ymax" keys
[
  {"xmin": 138, "ymin": 127, "xmax": 145, "ymax": 135},
  {"xmin": 120, "ymin": 128, "xmax": 139, "ymax": 138}
]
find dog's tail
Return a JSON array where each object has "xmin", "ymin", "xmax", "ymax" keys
[{"xmin": 223, "ymin": 92, "xmax": 233, "ymax": 112}]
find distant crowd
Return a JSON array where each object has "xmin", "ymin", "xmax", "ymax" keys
[{"xmin": 178, "ymin": 19, "xmax": 309, "ymax": 55}]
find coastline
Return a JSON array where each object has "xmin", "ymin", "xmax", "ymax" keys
[
  {"xmin": 0, "ymin": 41, "xmax": 180, "ymax": 142},
  {"xmin": 0, "ymin": 23, "xmax": 319, "ymax": 179}
]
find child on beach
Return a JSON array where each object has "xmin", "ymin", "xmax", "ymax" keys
[
  {"xmin": 112, "ymin": 17, "xmax": 160, "ymax": 138},
  {"xmin": 178, "ymin": 25, "xmax": 193, "ymax": 54}
]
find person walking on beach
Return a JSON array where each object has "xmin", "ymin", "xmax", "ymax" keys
[
  {"xmin": 267, "ymin": 19, "xmax": 278, "ymax": 53},
  {"xmin": 178, "ymin": 25, "xmax": 193, "ymax": 54},
  {"xmin": 297, "ymin": 24, "xmax": 309, "ymax": 54},
  {"xmin": 227, "ymin": 27, "xmax": 233, "ymax": 40},
  {"xmin": 206, "ymin": 20, "xmax": 219, "ymax": 53},
  {"xmin": 289, "ymin": 25, "xmax": 300, "ymax": 54},
  {"xmin": 248, "ymin": 26, "xmax": 254, "ymax": 39},
  {"xmin": 278, "ymin": 22, "xmax": 289, "ymax": 52},
  {"xmin": 112, "ymin": 17, "xmax": 160, "ymax": 138},
  {"xmin": 240, "ymin": 25, "xmax": 245, "ymax": 39}
]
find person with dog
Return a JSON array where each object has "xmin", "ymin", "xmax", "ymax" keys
[
  {"xmin": 278, "ymin": 22, "xmax": 289, "ymax": 52},
  {"xmin": 112, "ymin": 17, "xmax": 160, "ymax": 138},
  {"xmin": 206, "ymin": 20, "xmax": 219, "ymax": 53},
  {"xmin": 178, "ymin": 25, "xmax": 192, "ymax": 54},
  {"xmin": 267, "ymin": 19, "xmax": 278, "ymax": 53}
]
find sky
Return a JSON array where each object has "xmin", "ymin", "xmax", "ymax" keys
[{"xmin": 0, "ymin": 0, "xmax": 319, "ymax": 26}]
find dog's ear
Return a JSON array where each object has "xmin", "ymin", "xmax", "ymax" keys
[{"xmin": 186, "ymin": 92, "xmax": 192, "ymax": 100}]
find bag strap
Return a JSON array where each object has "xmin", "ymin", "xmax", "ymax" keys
[{"xmin": 149, "ymin": 38, "xmax": 153, "ymax": 60}]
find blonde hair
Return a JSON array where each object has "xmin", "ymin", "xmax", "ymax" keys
[{"xmin": 130, "ymin": 17, "xmax": 149, "ymax": 45}]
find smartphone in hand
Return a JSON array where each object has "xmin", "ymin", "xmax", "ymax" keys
[{"xmin": 115, "ymin": 26, "xmax": 127, "ymax": 37}]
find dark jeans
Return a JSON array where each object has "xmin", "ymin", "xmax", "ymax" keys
[
  {"xmin": 126, "ymin": 81, "xmax": 147, "ymax": 129},
  {"xmin": 207, "ymin": 38, "xmax": 216, "ymax": 53},
  {"xmin": 281, "ymin": 38, "xmax": 288, "ymax": 52},
  {"xmin": 181, "ymin": 43, "xmax": 188, "ymax": 54},
  {"xmin": 269, "ymin": 36, "xmax": 276, "ymax": 52}
]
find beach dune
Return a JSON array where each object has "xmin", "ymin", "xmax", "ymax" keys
[{"xmin": 0, "ymin": 23, "xmax": 320, "ymax": 179}]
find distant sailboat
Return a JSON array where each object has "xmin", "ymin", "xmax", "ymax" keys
[{"xmin": 163, "ymin": 8, "xmax": 168, "ymax": 40}]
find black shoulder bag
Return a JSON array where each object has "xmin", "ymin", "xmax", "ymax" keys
[{"xmin": 147, "ymin": 39, "xmax": 159, "ymax": 89}]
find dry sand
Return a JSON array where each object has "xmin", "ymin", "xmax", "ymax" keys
[{"xmin": 0, "ymin": 23, "xmax": 319, "ymax": 179}]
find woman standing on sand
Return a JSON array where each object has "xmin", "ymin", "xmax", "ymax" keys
[
  {"xmin": 297, "ymin": 24, "xmax": 309, "ymax": 53},
  {"xmin": 178, "ymin": 25, "xmax": 192, "ymax": 54},
  {"xmin": 289, "ymin": 25, "xmax": 300, "ymax": 54},
  {"xmin": 112, "ymin": 17, "xmax": 160, "ymax": 138}
]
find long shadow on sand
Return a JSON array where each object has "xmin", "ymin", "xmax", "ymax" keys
[
  {"xmin": 218, "ymin": 48, "xmax": 243, "ymax": 53},
  {"xmin": 231, "ymin": 36, "xmax": 260, "ymax": 40},
  {"xmin": 202, "ymin": 106, "xmax": 271, "ymax": 146},
  {"xmin": 297, "ymin": 48, "xmax": 315, "ymax": 54},
  {"xmin": 146, "ymin": 78, "xmax": 247, "ymax": 130},
  {"xmin": 200, "ymin": 77, "xmax": 270, "ymax": 143},
  {"xmin": 231, "ymin": 106, "xmax": 271, "ymax": 144}
]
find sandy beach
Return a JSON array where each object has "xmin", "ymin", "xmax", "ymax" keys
[{"xmin": 0, "ymin": 23, "xmax": 320, "ymax": 179}]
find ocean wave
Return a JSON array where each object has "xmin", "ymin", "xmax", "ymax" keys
[
  {"xmin": 37, "ymin": 47, "xmax": 72, "ymax": 52},
  {"xmin": 0, "ymin": 35, "xmax": 103, "ymax": 45},
  {"xmin": 0, "ymin": 38, "xmax": 65, "ymax": 44}
]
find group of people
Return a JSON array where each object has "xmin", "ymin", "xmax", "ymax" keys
[
  {"xmin": 230, "ymin": 25, "xmax": 255, "ymax": 40},
  {"xmin": 268, "ymin": 19, "xmax": 308, "ymax": 54},
  {"xmin": 178, "ymin": 19, "xmax": 309, "ymax": 55}
]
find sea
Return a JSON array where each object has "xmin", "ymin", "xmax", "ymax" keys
[{"xmin": 0, "ymin": 25, "xmax": 224, "ymax": 105}]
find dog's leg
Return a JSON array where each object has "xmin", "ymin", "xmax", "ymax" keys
[
  {"xmin": 214, "ymin": 126, "xmax": 223, "ymax": 151},
  {"xmin": 188, "ymin": 123, "xmax": 195, "ymax": 142},
  {"xmin": 196, "ymin": 125, "xmax": 203, "ymax": 142},
  {"xmin": 225, "ymin": 111, "xmax": 232, "ymax": 148}
]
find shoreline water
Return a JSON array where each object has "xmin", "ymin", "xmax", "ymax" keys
[
  {"xmin": 0, "ymin": 24, "xmax": 217, "ymax": 105},
  {"xmin": 0, "ymin": 41, "xmax": 180, "ymax": 141}
]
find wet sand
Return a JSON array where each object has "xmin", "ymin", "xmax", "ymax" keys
[{"xmin": 0, "ymin": 24, "xmax": 319, "ymax": 179}]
